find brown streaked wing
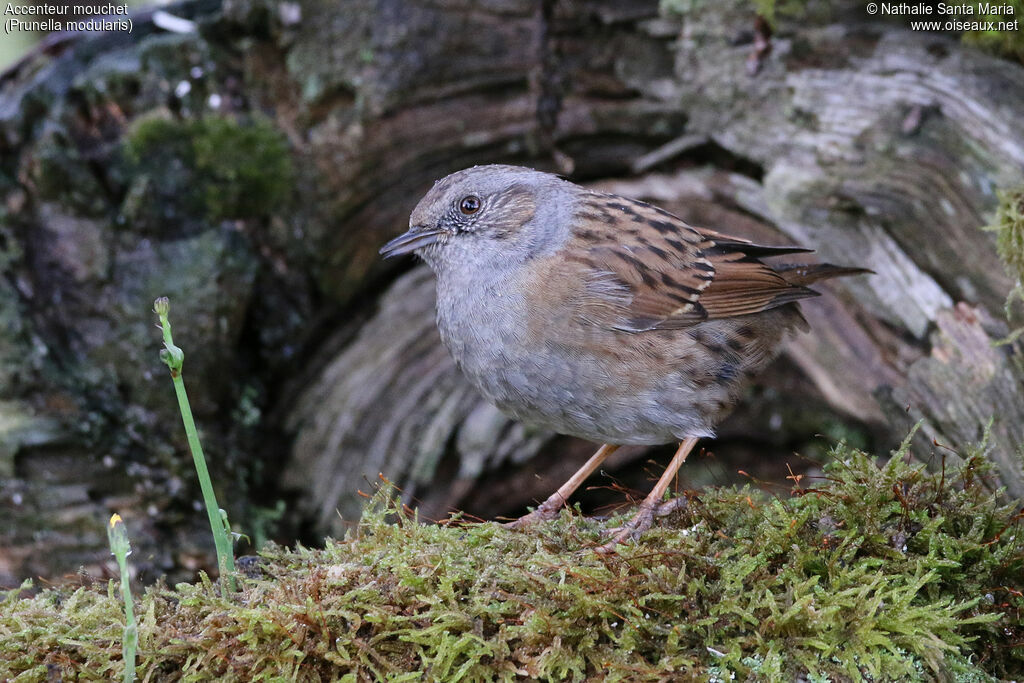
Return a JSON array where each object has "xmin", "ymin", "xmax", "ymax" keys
[
  {"xmin": 566, "ymin": 193, "xmax": 713, "ymax": 332},
  {"xmin": 694, "ymin": 233, "xmax": 819, "ymax": 321},
  {"xmin": 565, "ymin": 193, "xmax": 821, "ymax": 332}
]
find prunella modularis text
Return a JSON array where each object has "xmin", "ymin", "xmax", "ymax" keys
[{"xmin": 381, "ymin": 165, "xmax": 868, "ymax": 552}]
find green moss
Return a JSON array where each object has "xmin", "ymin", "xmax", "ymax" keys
[
  {"xmin": 962, "ymin": 1, "xmax": 1024, "ymax": 61},
  {"xmin": 659, "ymin": 0, "xmax": 827, "ymax": 29},
  {"xmin": 121, "ymin": 114, "xmax": 293, "ymax": 227},
  {"xmin": 987, "ymin": 188, "xmax": 1024, "ymax": 290},
  {"xmin": 749, "ymin": 0, "xmax": 813, "ymax": 26},
  {"xmin": 1, "ymin": 435, "xmax": 1022, "ymax": 680},
  {"xmin": 190, "ymin": 116, "xmax": 294, "ymax": 222},
  {"xmin": 663, "ymin": 0, "xmax": 1023, "ymax": 63},
  {"xmin": 983, "ymin": 187, "xmax": 1024, "ymax": 343}
]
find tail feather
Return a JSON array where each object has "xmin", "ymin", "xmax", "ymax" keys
[
  {"xmin": 706, "ymin": 238, "xmax": 814, "ymax": 259},
  {"xmin": 775, "ymin": 263, "xmax": 873, "ymax": 287}
]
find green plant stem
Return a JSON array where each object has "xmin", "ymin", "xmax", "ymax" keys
[
  {"xmin": 172, "ymin": 370, "xmax": 237, "ymax": 591},
  {"xmin": 154, "ymin": 298, "xmax": 236, "ymax": 593},
  {"xmin": 107, "ymin": 515, "xmax": 136, "ymax": 682},
  {"xmin": 117, "ymin": 566, "xmax": 137, "ymax": 682}
]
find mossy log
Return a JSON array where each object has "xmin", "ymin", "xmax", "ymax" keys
[{"xmin": 0, "ymin": 0, "xmax": 1021, "ymax": 583}]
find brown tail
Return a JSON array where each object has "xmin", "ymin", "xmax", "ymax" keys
[{"xmin": 776, "ymin": 263, "xmax": 873, "ymax": 287}]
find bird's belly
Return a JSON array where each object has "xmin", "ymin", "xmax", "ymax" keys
[{"xmin": 447, "ymin": 325, "xmax": 717, "ymax": 445}]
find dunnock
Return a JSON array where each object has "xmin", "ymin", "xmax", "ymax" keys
[{"xmin": 381, "ymin": 165, "xmax": 868, "ymax": 552}]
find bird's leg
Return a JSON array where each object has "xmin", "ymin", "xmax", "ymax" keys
[
  {"xmin": 596, "ymin": 437, "xmax": 699, "ymax": 554},
  {"xmin": 504, "ymin": 444, "xmax": 620, "ymax": 529}
]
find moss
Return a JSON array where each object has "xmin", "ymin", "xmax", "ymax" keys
[
  {"xmin": 983, "ymin": 186, "xmax": 1024, "ymax": 343},
  {"xmin": 659, "ymin": 0, "xmax": 828, "ymax": 29},
  {"xmin": 962, "ymin": 1, "xmax": 1024, "ymax": 62},
  {"xmin": 749, "ymin": 0, "xmax": 814, "ymax": 26},
  {"xmin": 663, "ymin": 0, "xmax": 1023, "ymax": 63},
  {"xmin": 121, "ymin": 113, "xmax": 293, "ymax": 228},
  {"xmin": 190, "ymin": 116, "xmax": 294, "ymax": 222},
  {"xmin": 1, "ymin": 435, "xmax": 1022, "ymax": 680}
]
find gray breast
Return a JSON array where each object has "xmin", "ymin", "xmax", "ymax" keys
[{"xmin": 435, "ymin": 274, "xmax": 718, "ymax": 444}]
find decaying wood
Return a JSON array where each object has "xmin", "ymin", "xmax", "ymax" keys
[{"xmin": 0, "ymin": 0, "xmax": 1021, "ymax": 581}]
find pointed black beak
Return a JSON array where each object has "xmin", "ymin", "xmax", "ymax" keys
[{"xmin": 380, "ymin": 225, "xmax": 446, "ymax": 258}]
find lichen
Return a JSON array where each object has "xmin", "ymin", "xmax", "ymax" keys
[{"xmin": 1, "ymin": 434, "xmax": 1021, "ymax": 680}]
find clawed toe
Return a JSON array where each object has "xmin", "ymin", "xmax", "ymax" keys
[
  {"xmin": 652, "ymin": 496, "xmax": 688, "ymax": 518},
  {"xmin": 595, "ymin": 495, "xmax": 689, "ymax": 554},
  {"xmin": 596, "ymin": 505, "xmax": 656, "ymax": 554},
  {"xmin": 594, "ymin": 439, "xmax": 698, "ymax": 554},
  {"xmin": 503, "ymin": 507, "xmax": 560, "ymax": 529}
]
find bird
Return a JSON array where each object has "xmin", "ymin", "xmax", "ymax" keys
[{"xmin": 380, "ymin": 164, "xmax": 869, "ymax": 552}]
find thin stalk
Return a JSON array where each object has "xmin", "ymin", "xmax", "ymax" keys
[
  {"xmin": 153, "ymin": 297, "xmax": 236, "ymax": 593},
  {"xmin": 107, "ymin": 514, "xmax": 137, "ymax": 683}
]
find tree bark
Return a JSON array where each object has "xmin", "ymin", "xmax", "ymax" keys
[{"xmin": 0, "ymin": 0, "xmax": 1021, "ymax": 582}]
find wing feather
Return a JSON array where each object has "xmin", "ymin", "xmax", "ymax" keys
[{"xmin": 566, "ymin": 193, "xmax": 831, "ymax": 333}]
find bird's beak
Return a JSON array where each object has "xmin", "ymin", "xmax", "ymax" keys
[{"xmin": 379, "ymin": 225, "xmax": 447, "ymax": 258}]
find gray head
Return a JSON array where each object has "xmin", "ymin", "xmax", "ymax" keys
[{"xmin": 380, "ymin": 165, "xmax": 573, "ymax": 275}]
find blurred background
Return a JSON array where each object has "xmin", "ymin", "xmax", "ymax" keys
[{"xmin": 0, "ymin": 0, "xmax": 1021, "ymax": 586}]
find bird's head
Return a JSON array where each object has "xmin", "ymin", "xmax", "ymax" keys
[{"xmin": 380, "ymin": 165, "xmax": 571, "ymax": 275}]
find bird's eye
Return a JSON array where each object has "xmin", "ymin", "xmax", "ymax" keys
[{"xmin": 459, "ymin": 195, "xmax": 481, "ymax": 215}]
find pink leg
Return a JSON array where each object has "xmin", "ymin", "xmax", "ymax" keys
[
  {"xmin": 505, "ymin": 444, "xmax": 620, "ymax": 528},
  {"xmin": 596, "ymin": 437, "xmax": 699, "ymax": 554}
]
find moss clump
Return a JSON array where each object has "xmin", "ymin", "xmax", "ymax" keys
[
  {"xmin": 983, "ymin": 186, "xmax": 1024, "ymax": 343},
  {"xmin": 121, "ymin": 114, "xmax": 293, "ymax": 228},
  {"xmin": 1, "ymin": 437, "xmax": 1022, "ymax": 680},
  {"xmin": 749, "ymin": 0, "xmax": 816, "ymax": 27},
  {"xmin": 962, "ymin": 1, "xmax": 1024, "ymax": 62},
  {"xmin": 666, "ymin": 0, "xmax": 1024, "ymax": 63}
]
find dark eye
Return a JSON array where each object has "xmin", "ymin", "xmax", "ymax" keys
[{"xmin": 459, "ymin": 195, "xmax": 481, "ymax": 215}]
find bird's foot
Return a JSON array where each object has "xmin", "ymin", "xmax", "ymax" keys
[
  {"xmin": 595, "ymin": 496, "xmax": 689, "ymax": 554},
  {"xmin": 503, "ymin": 501, "xmax": 563, "ymax": 529},
  {"xmin": 652, "ymin": 496, "xmax": 689, "ymax": 519},
  {"xmin": 596, "ymin": 504, "xmax": 655, "ymax": 554}
]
